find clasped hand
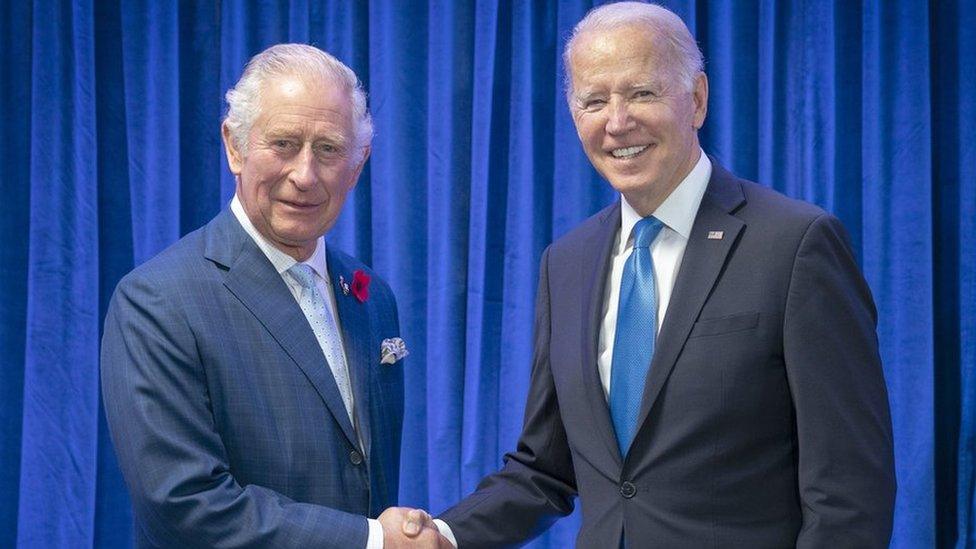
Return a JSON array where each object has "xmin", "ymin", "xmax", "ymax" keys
[{"xmin": 378, "ymin": 507, "xmax": 453, "ymax": 548}]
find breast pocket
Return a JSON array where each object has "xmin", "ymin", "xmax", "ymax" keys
[{"xmin": 687, "ymin": 311, "xmax": 760, "ymax": 339}]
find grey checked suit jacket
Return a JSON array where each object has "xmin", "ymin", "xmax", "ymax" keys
[{"xmin": 101, "ymin": 209, "xmax": 404, "ymax": 548}]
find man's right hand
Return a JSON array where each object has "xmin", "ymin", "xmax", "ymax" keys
[{"xmin": 378, "ymin": 507, "xmax": 453, "ymax": 548}]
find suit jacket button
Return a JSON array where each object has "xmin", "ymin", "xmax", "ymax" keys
[
  {"xmin": 620, "ymin": 481, "xmax": 636, "ymax": 498},
  {"xmin": 349, "ymin": 450, "xmax": 363, "ymax": 465}
]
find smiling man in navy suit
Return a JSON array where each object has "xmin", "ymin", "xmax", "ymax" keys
[
  {"xmin": 101, "ymin": 44, "xmax": 448, "ymax": 548},
  {"xmin": 406, "ymin": 3, "xmax": 896, "ymax": 548}
]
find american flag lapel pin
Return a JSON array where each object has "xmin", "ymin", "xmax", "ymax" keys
[{"xmin": 707, "ymin": 231, "xmax": 724, "ymax": 240}]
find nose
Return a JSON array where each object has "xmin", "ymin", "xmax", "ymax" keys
[
  {"xmin": 289, "ymin": 144, "xmax": 317, "ymax": 190},
  {"xmin": 605, "ymin": 98, "xmax": 635, "ymax": 135}
]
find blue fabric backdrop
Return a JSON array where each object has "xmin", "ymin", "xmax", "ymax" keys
[{"xmin": 0, "ymin": 1, "xmax": 973, "ymax": 547}]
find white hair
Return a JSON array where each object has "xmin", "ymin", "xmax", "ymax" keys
[
  {"xmin": 563, "ymin": 2, "xmax": 704, "ymax": 104},
  {"xmin": 224, "ymin": 43, "xmax": 373, "ymax": 156}
]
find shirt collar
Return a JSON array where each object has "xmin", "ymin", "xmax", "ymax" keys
[
  {"xmin": 230, "ymin": 194, "xmax": 330, "ymax": 281},
  {"xmin": 618, "ymin": 149, "xmax": 712, "ymax": 254}
]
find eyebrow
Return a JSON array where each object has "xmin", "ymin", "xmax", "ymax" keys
[
  {"xmin": 263, "ymin": 127, "xmax": 302, "ymax": 139},
  {"xmin": 574, "ymin": 89, "xmax": 606, "ymax": 102},
  {"xmin": 264, "ymin": 127, "xmax": 349, "ymax": 145},
  {"xmin": 626, "ymin": 81, "xmax": 657, "ymax": 90}
]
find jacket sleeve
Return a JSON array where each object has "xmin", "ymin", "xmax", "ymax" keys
[
  {"xmin": 783, "ymin": 214, "xmax": 896, "ymax": 548},
  {"xmin": 100, "ymin": 272, "xmax": 369, "ymax": 549},
  {"xmin": 438, "ymin": 246, "xmax": 577, "ymax": 548}
]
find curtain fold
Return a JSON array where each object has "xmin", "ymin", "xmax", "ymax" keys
[
  {"xmin": 862, "ymin": 1, "xmax": 936, "ymax": 545},
  {"xmin": 366, "ymin": 0, "xmax": 433, "ymax": 515},
  {"xmin": 423, "ymin": 0, "xmax": 474, "ymax": 514},
  {"xmin": 0, "ymin": 0, "xmax": 32, "ymax": 541},
  {"xmin": 0, "ymin": 2, "xmax": 972, "ymax": 547},
  {"xmin": 931, "ymin": 2, "xmax": 976, "ymax": 547},
  {"xmin": 93, "ymin": 1, "xmax": 134, "ymax": 545},
  {"xmin": 17, "ymin": 1, "xmax": 100, "ymax": 547}
]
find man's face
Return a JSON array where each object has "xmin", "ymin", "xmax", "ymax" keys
[
  {"xmin": 222, "ymin": 75, "xmax": 368, "ymax": 260},
  {"xmin": 569, "ymin": 25, "xmax": 707, "ymax": 213}
]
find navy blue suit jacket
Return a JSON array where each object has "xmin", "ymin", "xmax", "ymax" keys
[
  {"xmin": 101, "ymin": 209, "xmax": 404, "ymax": 548},
  {"xmin": 440, "ymin": 161, "xmax": 895, "ymax": 547}
]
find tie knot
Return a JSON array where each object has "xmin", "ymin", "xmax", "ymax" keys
[
  {"xmin": 288, "ymin": 263, "xmax": 317, "ymax": 289},
  {"xmin": 632, "ymin": 217, "xmax": 664, "ymax": 248}
]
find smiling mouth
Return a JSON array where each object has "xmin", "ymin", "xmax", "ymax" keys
[{"xmin": 610, "ymin": 145, "xmax": 650, "ymax": 159}]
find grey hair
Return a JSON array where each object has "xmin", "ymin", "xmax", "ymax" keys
[
  {"xmin": 563, "ymin": 2, "xmax": 704, "ymax": 105},
  {"xmin": 224, "ymin": 43, "xmax": 373, "ymax": 156}
]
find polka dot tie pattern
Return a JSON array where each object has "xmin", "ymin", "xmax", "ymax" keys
[{"xmin": 288, "ymin": 263, "xmax": 356, "ymax": 427}]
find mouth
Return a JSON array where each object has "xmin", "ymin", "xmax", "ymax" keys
[
  {"xmin": 278, "ymin": 199, "xmax": 322, "ymax": 212},
  {"xmin": 609, "ymin": 145, "xmax": 650, "ymax": 159}
]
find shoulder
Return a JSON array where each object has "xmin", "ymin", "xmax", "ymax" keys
[
  {"xmin": 110, "ymin": 221, "xmax": 223, "ymax": 311},
  {"xmin": 736, "ymin": 178, "xmax": 827, "ymax": 226},
  {"xmin": 714, "ymin": 172, "xmax": 841, "ymax": 249},
  {"xmin": 722, "ymin": 176, "xmax": 858, "ymax": 275}
]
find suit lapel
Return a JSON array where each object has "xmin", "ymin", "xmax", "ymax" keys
[
  {"xmin": 326, "ymin": 248, "xmax": 374, "ymax": 458},
  {"xmin": 578, "ymin": 203, "xmax": 626, "ymax": 468},
  {"xmin": 205, "ymin": 211, "xmax": 360, "ymax": 450},
  {"xmin": 634, "ymin": 165, "xmax": 746, "ymax": 439}
]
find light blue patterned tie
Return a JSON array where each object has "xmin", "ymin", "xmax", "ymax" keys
[
  {"xmin": 609, "ymin": 216, "xmax": 664, "ymax": 457},
  {"xmin": 288, "ymin": 263, "xmax": 356, "ymax": 426}
]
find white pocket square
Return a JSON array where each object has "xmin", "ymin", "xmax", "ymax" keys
[{"xmin": 380, "ymin": 337, "xmax": 409, "ymax": 365}]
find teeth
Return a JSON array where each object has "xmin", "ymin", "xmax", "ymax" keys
[{"xmin": 611, "ymin": 145, "xmax": 648, "ymax": 158}]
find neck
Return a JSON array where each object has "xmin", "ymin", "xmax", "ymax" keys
[{"xmin": 279, "ymin": 242, "xmax": 315, "ymax": 262}]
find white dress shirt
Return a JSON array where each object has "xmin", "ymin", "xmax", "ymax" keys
[
  {"xmin": 434, "ymin": 151, "xmax": 711, "ymax": 547},
  {"xmin": 597, "ymin": 151, "xmax": 711, "ymax": 398},
  {"xmin": 230, "ymin": 196, "xmax": 385, "ymax": 549}
]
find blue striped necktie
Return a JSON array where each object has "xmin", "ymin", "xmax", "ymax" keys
[{"xmin": 609, "ymin": 216, "xmax": 664, "ymax": 457}]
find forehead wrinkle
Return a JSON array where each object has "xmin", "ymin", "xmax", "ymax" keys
[
  {"xmin": 261, "ymin": 106, "xmax": 351, "ymax": 126},
  {"xmin": 259, "ymin": 110, "xmax": 352, "ymax": 143}
]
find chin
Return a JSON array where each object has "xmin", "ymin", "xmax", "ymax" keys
[
  {"xmin": 269, "ymin": 224, "xmax": 319, "ymax": 244},
  {"xmin": 607, "ymin": 175, "xmax": 657, "ymax": 195}
]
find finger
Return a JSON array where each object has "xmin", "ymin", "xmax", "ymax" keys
[
  {"xmin": 402, "ymin": 511, "xmax": 422, "ymax": 536},
  {"xmin": 408, "ymin": 508, "xmax": 432, "ymax": 525}
]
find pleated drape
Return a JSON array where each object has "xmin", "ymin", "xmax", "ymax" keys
[{"xmin": 0, "ymin": 2, "xmax": 973, "ymax": 547}]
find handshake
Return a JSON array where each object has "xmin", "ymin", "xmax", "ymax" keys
[{"xmin": 378, "ymin": 507, "xmax": 455, "ymax": 548}]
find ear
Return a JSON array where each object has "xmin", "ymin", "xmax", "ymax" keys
[
  {"xmin": 692, "ymin": 73, "xmax": 709, "ymax": 129},
  {"xmin": 221, "ymin": 121, "xmax": 244, "ymax": 175},
  {"xmin": 347, "ymin": 145, "xmax": 371, "ymax": 190}
]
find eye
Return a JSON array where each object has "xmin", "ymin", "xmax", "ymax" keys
[
  {"xmin": 634, "ymin": 90, "xmax": 656, "ymax": 99},
  {"xmin": 313, "ymin": 142, "xmax": 345, "ymax": 161},
  {"xmin": 583, "ymin": 98, "xmax": 607, "ymax": 110},
  {"xmin": 271, "ymin": 139, "xmax": 297, "ymax": 151}
]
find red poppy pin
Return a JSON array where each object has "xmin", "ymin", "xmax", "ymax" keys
[{"xmin": 350, "ymin": 269, "xmax": 371, "ymax": 303}]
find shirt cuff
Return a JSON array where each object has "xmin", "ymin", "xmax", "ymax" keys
[
  {"xmin": 366, "ymin": 518, "xmax": 385, "ymax": 549},
  {"xmin": 433, "ymin": 519, "xmax": 458, "ymax": 548}
]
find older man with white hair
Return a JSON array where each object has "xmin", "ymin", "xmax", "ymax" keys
[
  {"xmin": 407, "ymin": 2, "xmax": 895, "ymax": 547},
  {"xmin": 102, "ymin": 44, "xmax": 449, "ymax": 548}
]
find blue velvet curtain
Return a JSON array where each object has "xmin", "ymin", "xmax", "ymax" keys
[{"xmin": 1, "ymin": 1, "xmax": 972, "ymax": 547}]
